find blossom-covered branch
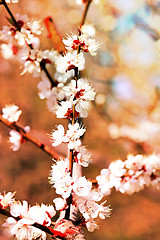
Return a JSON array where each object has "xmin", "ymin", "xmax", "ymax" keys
[
  {"xmin": 0, "ymin": 114, "xmax": 65, "ymax": 159},
  {"xmin": 95, "ymin": 153, "xmax": 160, "ymax": 195},
  {"xmin": 1, "ymin": 0, "xmax": 160, "ymax": 239},
  {"xmin": 0, "ymin": 193, "xmax": 67, "ymax": 240},
  {"xmin": 1, "ymin": 0, "xmax": 56, "ymax": 87}
]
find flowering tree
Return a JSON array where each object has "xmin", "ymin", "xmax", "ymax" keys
[{"xmin": 0, "ymin": 0, "xmax": 160, "ymax": 239}]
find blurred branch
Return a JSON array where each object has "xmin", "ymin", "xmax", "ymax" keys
[
  {"xmin": 0, "ymin": 115, "xmax": 65, "ymax": 160},
  {"xmin": 134, "ymin": 15, "xmax": 160, "ymax": 41}
]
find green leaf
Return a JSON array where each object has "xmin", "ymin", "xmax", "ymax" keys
[{"xmin": 6, "ymin": 17, "xmax": 17, "ymax": 27}]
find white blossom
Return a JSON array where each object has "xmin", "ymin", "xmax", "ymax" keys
[
  {"xmin": 20, "ymin": 49, "xmax": 42, "ymax": 76},
  {"xmin": 10, "ymin": 202, "xmax": 53, "ymax": 224},
  {"xmin": 81, "ymin": 24, "xmax": 96, "ymax": 37},
  {"xmin": 37, "ymin": 72, "xmax": 52, "ymax": 99},
  {"xmin": 27, "ymin": 204, "xmax": 56, "ymax": 226},
  {"xmin": 51, "ymin": 125, "xmax": 66, "ymax": 147},
  {"xmin": 75, "ymin": 146, "xmax": 92, "ymax": 167},
  {"xmin": 63, "ymin": 78, "xmax": 96, "ymax": 118},
  {"xmin": 64, "ymin": 79, "xmax": 96, "ymax": 102},
  {"xmin": 3, "ymin": 217, "xmax": 46, "ymax": 240},
  {"xmin": 66, "ymin": 123, "xmax": 85, "ymax": 150},
  {"xmin": 73, "ymin": 177, "xmax": 92, "ymax": 197},
  {"xmin": 76, "ymin": 196, "xmax": 110, "ymax": 223},
  {"xmin": 54, "ymin": 175, "xmax": 73, "ymax": 199},
  {"xmin": 63, "ymin": 30, "xmax": 101, "ymax": 56},
  {"xmin": 0, "ymin": 15, "xmax": 41, "ymax": 51},
  {"xmin": 0, "ymin": 43, "xmax": 17, "ymax": 59},
  {"xmin": 27, "ymin": 20, "xmax": 43, "ymax": 35},
  {"xmin": 41, "ymin": 49, "xmax": 58, "ymax": 63},
  {"xmin": 2, "ymin": 104, "xmax": 22, "ymax": 122},
  {"xmin": 53, "ymin": 198, "xmax": 66, "ymax": 211},
  {"xmin": 55, "ymin": 51, "xmax": 85, "ymax": 73},
  {"xmin": 51, "ymin": 123, "xmax": 85, "ymax": 150},
  {"xmin": 9, "ymin": 126, "xmax": 30, "ymax": 151},
  {"xmin": 9, "ymin": 130, "xmax": 22, "ymax": 151},
  {"xmin": 55, "ymin": 101, "xmax": 73, "ymax": 119},
  {"xmin": 46, "ymin": 83, "xmax": 65, "ymax": 112},
  {"xmin": 86, "ymin": 219, "xmax": 99, "ymax": 232},
  {"xmin": 49, "ymin": 158, "xmax": 73, "ymax": 198},
  {"xmin": 0, "ymin": 192, "xmax": 15, "ymax": 209}
]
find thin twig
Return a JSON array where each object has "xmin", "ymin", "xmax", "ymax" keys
[
  {"xmin": 2, "ymin": 0, "xmax": 20, "ymax": 30},
  {"xmin": 0, "ymin": 115, "xmax": 65, "ymax": 160},
  {"xmin": 79, "ymin": 0, "xmax": 92, "ymax": 30}
]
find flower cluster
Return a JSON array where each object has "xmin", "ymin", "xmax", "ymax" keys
[
  {"xmin": 0, "ymin": 14, "xmax": 50, "ymax": 78},
  {"xmin": 2, "ymin": 196, "xmax": 56, "ymax": 240},
  {"xmin": 74, "ymin": 145, "xmax": 92, "ymax": 167},
  {"xmin": 108, "ymin": 120, "xmax": 160, "ymax": 143},
  {"xmin": 63, "ymin": 25, "xmax": 100, "ymax": 56},
  {"xmin": 2, "ymin": 104, "xmax": 22, "ymax": 122},
  {"xmin": 0, "ymin": 14, "xmax": 42, "ymax": 48},
  {"xmin": 96, "ymin": 154, "xmax": 160, "ymax": 195},
  {"xmin": 51, "ymin": 123, "xmax": 85, "ymax": 150},
  {"xmin": 47, "ymin": 17, "xmax": 109, "ymax": 233},
  {"xmin": 20, "ymin": 49, "xmax": 56, "ymax": 77},
  {"xmin": 56, "ymin": 79, "xmax": 95, "ymax": 119},
  {"xmin": 55, "ymin": 51, "xmax": 85, "ymax": 74},
  {"xmin": 49, "ymin": 159, "xmax": 111, "ymax": 231},
  {"xmin": 54, "ymin": 24, "xmax": 99, "ymax": 86},
  {"xmin": 51, "ymin": 123, "xmax": 92, "ymax": 167},
  {"xmin": 49, "ymin": 158, "xmax": 73, "ymax": 199}
]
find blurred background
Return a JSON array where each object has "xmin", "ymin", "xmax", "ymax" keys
[{"xmin": 1, "ymin": 0, "xmax": 160, "ymax": 239}]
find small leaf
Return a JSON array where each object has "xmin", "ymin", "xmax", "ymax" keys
[{"xmin": 6, "ymin": 17, "xmax": 17, "ymax": 27}]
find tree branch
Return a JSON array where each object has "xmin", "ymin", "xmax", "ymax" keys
[
  {"xmin": 79, "ymin": 0, "xmax": 92, "ymax": 30},
  {"xmin": 0, "ymin": 115, "xmax": 65, "ymax": 160}
]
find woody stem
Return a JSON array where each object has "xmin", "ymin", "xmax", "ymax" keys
[{"xmin": 79, "ymin": 0, "xmax": 92, "ymax": 30}]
